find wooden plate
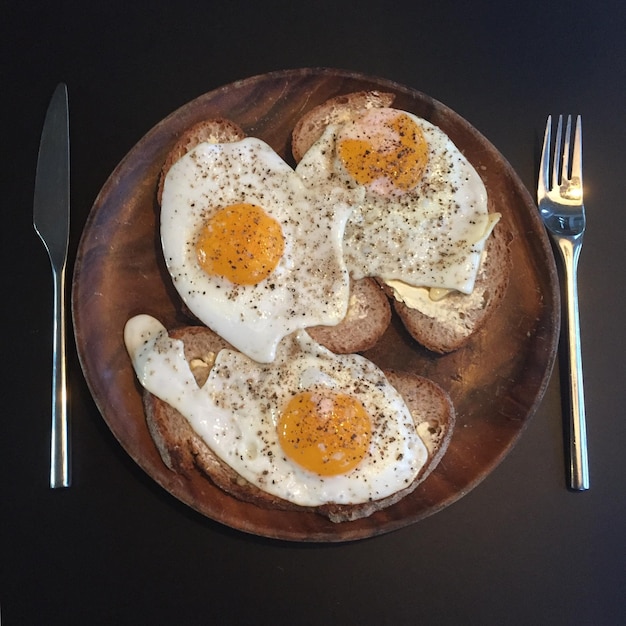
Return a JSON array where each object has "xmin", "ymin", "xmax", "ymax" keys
[{"xmin": 72, "ymin": 68, "xmax": 559, "ymax": 542}]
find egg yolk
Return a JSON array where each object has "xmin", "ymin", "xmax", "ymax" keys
[
  {"xmin": 337, "ymin": 110, "xmax": 429, "ymax": 194},
  {"xmin": 195, "ymin": 203, "xmax": 285, "ymax": 286},
  {"xmin": 277, "ymin": 391, "xmax": 372, "ymax": 476}
]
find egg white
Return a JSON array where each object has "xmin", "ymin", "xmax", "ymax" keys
[
  {"xmin": 160, "ymin": 137, "xmax": 353, "ymax": 363},
  {"xmin": 124, "ymin": 315, "xmax": 428, "ymax": 507}
]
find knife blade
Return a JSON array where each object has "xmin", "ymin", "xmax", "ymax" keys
[{"xmin": 33, "ymin": 83, "xmax": 71, "ymax": 488}]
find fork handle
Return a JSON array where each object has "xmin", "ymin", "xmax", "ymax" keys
[
  {"xmin": 50, "ymin": 264, "xmax": 70, "ymax": 488},
  {"xmin": 557, "ymin": 238, "xmax": 589, "ymax": 490}
]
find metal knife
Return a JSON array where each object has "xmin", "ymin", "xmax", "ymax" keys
[{"xmin": 33, "ymin": 83, "xmax": 71, "ymax": 488}]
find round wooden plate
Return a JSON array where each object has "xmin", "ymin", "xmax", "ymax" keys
[{"xmin": 72, "ymin": 68, "xmax": 559, "ymax": 542}]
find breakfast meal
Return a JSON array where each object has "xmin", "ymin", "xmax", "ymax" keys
[
  {"xmin": 125, "ymin": 317, "xmax": 455, "ymax": 522},
  {"xmin": 123, "ymin": 90, "xmax": 511, "ymax": 522}
]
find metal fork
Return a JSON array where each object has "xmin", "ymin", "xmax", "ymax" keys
[{"xmin": 538, "ymin": 114, "xmax": 589, "ymax": 491}]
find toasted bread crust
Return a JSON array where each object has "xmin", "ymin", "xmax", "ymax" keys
[
  {"xmin": 291, "ymin": 90, "xmax": 396, "ymax": 163},
  {"xmin": 392, "ymin": 222, "xmax": 512, "ymax": 353},
  {"xmin": 308, "ymin": 277, "xmax": 391, "ymax": 354},
  {"xmin": 143, "ymin": 326, "xmax": 455, "ymax": 523},
  {"xmin": 157, "ymin": 118, "xmax": 246, "ymax": 204}
]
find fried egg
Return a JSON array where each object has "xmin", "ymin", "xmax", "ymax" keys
[
  {"xmin": 124, "ymin": 315, "xmax": 428, "ymax": 507},
  {"xmin": 160, "ymin": 137, "xmax": 353, "ymax": 363},
  {"xmin": 295, "ymin": 107, "xmax": 499, "ymax": 299}
]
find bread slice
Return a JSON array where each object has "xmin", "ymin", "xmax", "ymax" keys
[
  {"xmin": 157, "ymin": 117, "xmax": 391, "ymax": 357},
  {"xmin": 290, "ymin": 91, "xmax": 512, "ymax": 354},
  {"xmin": 391, "ymin": 221, "xmax": 512, "ymax": 353},
  {"xmin": 157, "ymin": 118, "xmax": 246, "ymax": 204},
  {"xmin": 307, "ymin": 277, "xmax": 391, "ymax": 354},
  {"xmin": 143, "ymin": 325, "xmax": 455, "ymax": 523},
  {"xmin": 291, "ymin": 90, "xmax": 396, "ymax": 163}
]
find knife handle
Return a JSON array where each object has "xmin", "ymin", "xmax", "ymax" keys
[{"xmin": 50, "ymin": 264, "xmax": 70, "ymax": 488}]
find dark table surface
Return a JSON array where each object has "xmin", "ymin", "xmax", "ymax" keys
[{"xmin": 3, "ymin": 1, "xmax": 626, "ymax": 624}]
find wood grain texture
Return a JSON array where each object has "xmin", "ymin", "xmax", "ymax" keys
[{"xmin": 71, "ymin": 68, "xmax": 559, "ymax": 542}]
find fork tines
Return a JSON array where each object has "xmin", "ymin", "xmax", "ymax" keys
[{"xmin": 541, "ymin": 114, "xmax": 583, "ymax": 192}]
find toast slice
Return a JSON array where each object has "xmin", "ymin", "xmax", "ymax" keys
[
  {"xmin": 157, "ymin": 117, "xmax": 391, "ymax": 356},
  {"xmin": 143, "ymin": 325, "xmax": 455, "ymax": 523},
  {"xmin": 290, "ymin": 91, "xmax": 512, "ymax": 354}
]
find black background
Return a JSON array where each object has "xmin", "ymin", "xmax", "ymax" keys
[{"xmin": 3, "ymin": 1, "xmax": 626, "ymax": 624}]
